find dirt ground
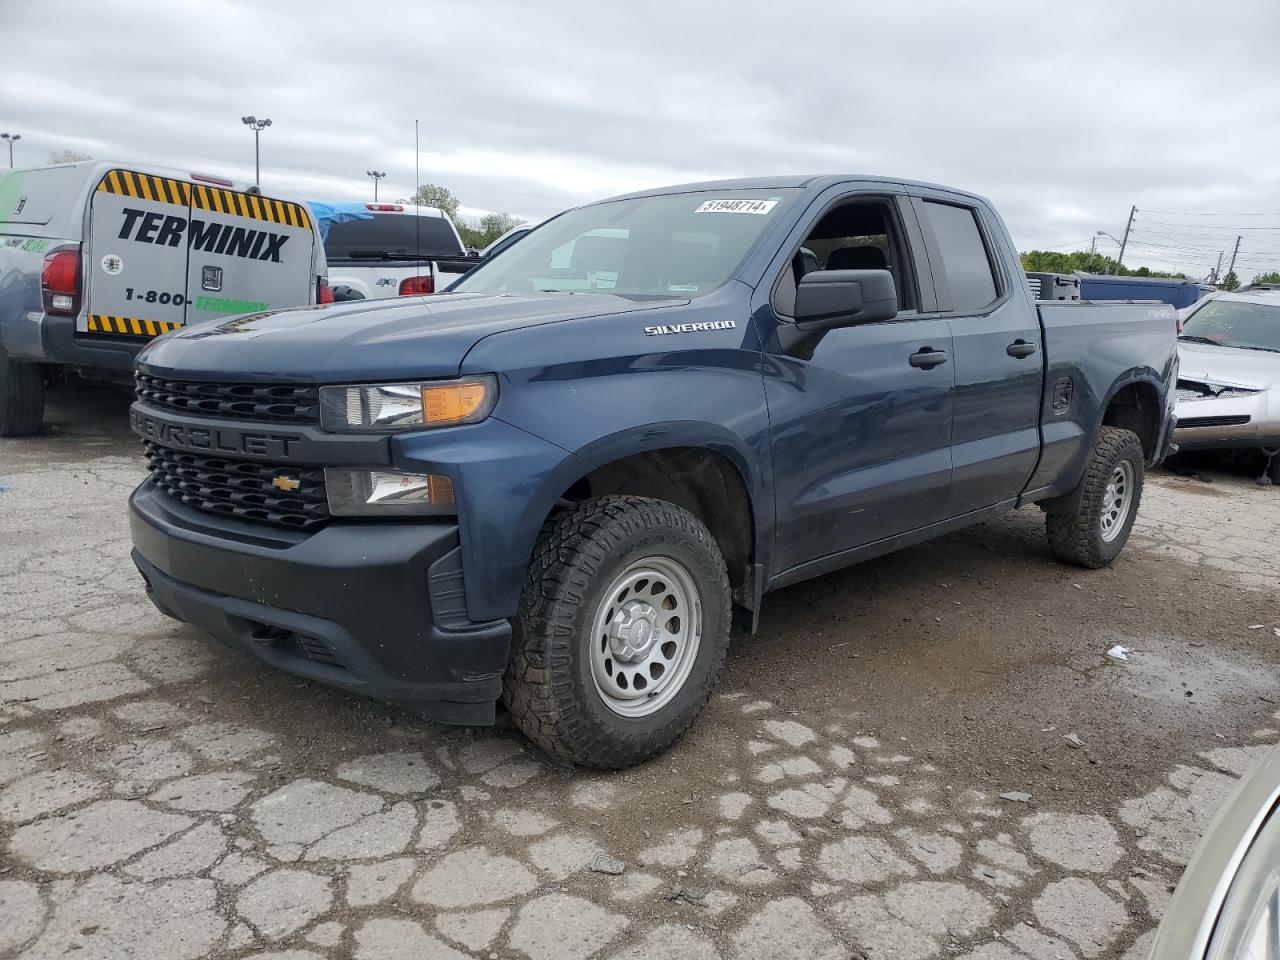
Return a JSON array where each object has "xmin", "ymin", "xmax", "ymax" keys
[{"xmin": 2, "ymin": 381, "xmax": 1278, "ymax": 960}]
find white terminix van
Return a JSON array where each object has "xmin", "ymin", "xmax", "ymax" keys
[{"xmin": 0, "ymin": 160, "xmax": 329, "ymax": 435}]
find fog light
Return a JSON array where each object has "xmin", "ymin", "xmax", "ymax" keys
[{"xmin": 325, "ymin": 468, "xmax": 456, "ymax": 516}]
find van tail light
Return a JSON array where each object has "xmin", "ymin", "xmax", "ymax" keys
[
  {"xmin": 399, "ymin": 275, "xmax": 434, "ymax": 296},
  {"xmin": 42, "ymin": 249, "xmax": 81, "ymax": 317},
  {"xmin": 367, "ymin": 203, "xmax": 404, "ymax": 212},
  {"xmin": 318, "ymin": 276, "xmax": 335, "ymax": 304}
]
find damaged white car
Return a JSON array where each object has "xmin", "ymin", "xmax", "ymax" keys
[{"xmin": 1173, "ymin": 283, "xmax": 1280, "ymax": 484}]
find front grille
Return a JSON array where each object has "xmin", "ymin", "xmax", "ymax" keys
[
  {"xmin": 1176, "ymin": 379, "xmax": 1260, "ymax": 403},
  {"xmin": 144, "ymin": 442, "xmax": 329, "ymax": 530},
  {"xmin": 1178, "ymin": 415, "xmax": 1251, "ymax": 429},
  {"xmin": 136, "ymin": 373, "xmax": 320, "ymax": 424}
]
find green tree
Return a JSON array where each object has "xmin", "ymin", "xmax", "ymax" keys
[
  {"xmin": 1019, "ymin": 249, "xmax": 1187, "ymax": 280},
  {"xmin": 479, "ymin": 212, "xmax": 523, "ymax": 237},
  {"xmin": 1252, "ymin": 271, "xmax": 1280, "ymax": 284},
  {"xmin": 1221, "ymin": 271, "xmax": 1240, "ymax": 291},
  {"xmin": 400, "ymin": 183, "xmax": 461, "ymax": 223},
  {"xmin": 48, "ymin": 150, "xmax": 93, "ymax": 164}
]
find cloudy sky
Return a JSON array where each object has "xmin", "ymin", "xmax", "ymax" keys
[{"xmin": 4, "ymin": 0, "xmax": 1280, "ymax": 277}]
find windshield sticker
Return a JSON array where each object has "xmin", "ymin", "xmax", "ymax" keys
[{"xmin": 694, "ymin": 199, "xmax": 778, "ymax": 215}]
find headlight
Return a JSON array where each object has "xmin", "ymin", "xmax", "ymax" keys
[
  {"xmin": 325, "ymin": 468, "xmax": 456, "ymax": 516},
  {"xmin": 319, "ymin": 376, "xmax": 497, "ymax": 433},
  {"xmin": 1206, "ymin": 802, "xmax": 1280, "ymax": 960}
]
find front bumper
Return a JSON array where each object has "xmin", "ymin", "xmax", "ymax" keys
[
  {"xmin": 129, "ymin": 479, "xmax": 510, "ymax": 724},
  {"xmin": 1173, "ymin": 392, "xmax": 1280, "ymax": 451}
]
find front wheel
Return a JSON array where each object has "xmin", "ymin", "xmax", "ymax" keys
[
  {"xmin": 504, "ymin": 495, "xmax": 731, "ymax": 768},
  {"xmin": 1045, "ymin": 426, "xmax": 1145, "ymax": 568}
]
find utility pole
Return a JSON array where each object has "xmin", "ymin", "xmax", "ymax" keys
[
  {"xmin": 1112, "ymin": 206, "xmax": 1136, "ymax": 275},
  {"xmin": 366, "ymin": 170, "xmax": 386, "ymax": 202},
  {"xmin": 1225, "ymin": 235, "xmax": 1242, "ymax": 281},
  {"xmin": 1089, "ymin": 236, "xmax": 1097, "ymax": 273},
  {"xmin": 1212, "ymin": 251, "xmax": 1223, "ymax": 285}
]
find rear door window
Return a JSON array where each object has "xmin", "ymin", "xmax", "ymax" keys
[{"xmin": 921, "ymin": 200, "xmax": 1000, "ymax": 313}]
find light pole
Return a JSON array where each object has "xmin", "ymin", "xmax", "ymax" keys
[
  {"xmin": 1096, "ymin": 230, "xmax": 1122, "ymax": 272},
  {"xmin": 367, "ymin": 170, "xmax": 386, "ymax": 202},
  {"xmin": 1, "ymin": 133, "xmax": 20, "ymax": 168},
  {"xmin": 240, "ymin": 116, "xmax": 271, "ymax": 185}
]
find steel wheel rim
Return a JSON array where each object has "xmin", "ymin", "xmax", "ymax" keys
[
  {"xmin": 589, "ymin": 555, "xmax": 703, "ymax": 718},
  {"xmin": 1100, "ymin": 460, "xmax": 1134, "ymax": 543}
]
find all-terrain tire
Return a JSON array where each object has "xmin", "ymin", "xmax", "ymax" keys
[
  {"xmin": 504, "ymin": 495, "xmax": 732, "ymax": 769},
  {"xmin": 0, "ymin": 347, "xmax": 45, "ymax": 437},
  {"xmin": 1046, "ymin": 426, "xmax": 1145, "ymax": 569}
]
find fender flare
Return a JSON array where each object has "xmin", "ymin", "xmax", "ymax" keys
[
  {"xmin": 1039, "ymin": 370, "xmax": 1166, "ymax": 516},
  {"xmin": 518, "ymin": 418, "xmax": 773, "ymax": 598}
]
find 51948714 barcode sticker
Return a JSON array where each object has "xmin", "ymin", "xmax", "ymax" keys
[{"xmin": 694, "ymin": 198, "xmax": 779, "ymax": 215}]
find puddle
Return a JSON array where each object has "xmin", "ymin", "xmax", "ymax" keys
[{"xmin": 1077, "ymin": 634, "xmax": 1278, "ymax": 708}]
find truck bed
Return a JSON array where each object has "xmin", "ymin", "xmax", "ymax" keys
[{"xmin": 1027, "ymin": 299, "xmax": 1178, "ymax": 498}]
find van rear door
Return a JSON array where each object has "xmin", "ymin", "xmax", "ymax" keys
[
  {"xmin": 85, "ymin": 170, "xmax": 316, "ymax": 338},
  {"xmin": 86, "ymin": 169, "xmax": 192, "ymax": 336},
  {"xmin": 184, "ymin": 186, "xmax": 315, "ymax": 325}
]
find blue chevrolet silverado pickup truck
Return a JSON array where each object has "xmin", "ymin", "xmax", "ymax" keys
[{"xmin": 127, "ymin": 175, "xmax": 1178, "ymax": 768}]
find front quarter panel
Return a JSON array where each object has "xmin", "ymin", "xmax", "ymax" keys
[{"xmin": 452, "ymin": 284, "xmax": 773, "ymax": 619}]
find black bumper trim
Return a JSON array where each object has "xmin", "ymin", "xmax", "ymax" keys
[
  {"xmin": 130, "ymin": 480, "xmax": 510, "ymax": 724},
  {"xmin": 41, "ymin": 315, "xmax": 143, "ymax": 371}
]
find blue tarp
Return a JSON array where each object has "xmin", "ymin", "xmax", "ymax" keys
[{"xmin": 305, "ymin": 201, "xmax": 375, "ymax": 242}]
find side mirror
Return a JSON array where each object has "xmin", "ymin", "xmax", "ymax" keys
[{"xmin": 794, "ymin": 269, "xmax": 898, "ymax": 331}]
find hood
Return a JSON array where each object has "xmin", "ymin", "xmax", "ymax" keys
[
  {"xmin": 136, "ymin": 293, "xmax": 677, "ymax": 382},
  {"xmin": 1177, "ymin": 341, "xmax": 1280, "ymax": 390}
]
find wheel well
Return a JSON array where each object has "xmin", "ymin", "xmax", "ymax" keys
[
  {"xmin": 1102, "ymin": 382, "xmax": 1160, "ymax": 461},
  {"xmin": 554, "ymin": 447, "xmax": 756, "ymax": 607}
]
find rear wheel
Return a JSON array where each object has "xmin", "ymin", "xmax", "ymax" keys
[
  {"xmin": 1046, "ymin": 426, "xmax": 1145, "ymax": 568},
  {"xmin": 0, "ymin": 347, "xmax": 45, "ymax": 437},
  {"xmin": 504, "ymin": 495, "xmax": 731, "ymax": 768}
]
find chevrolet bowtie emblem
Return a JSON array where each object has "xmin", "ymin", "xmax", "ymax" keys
[{"xmin": 272, "ymin": 474, "xmax": 301, "ymax": 492}]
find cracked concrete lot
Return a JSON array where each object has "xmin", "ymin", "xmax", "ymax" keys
[{"xmin": 2, "ymin": 383, "xmax": 1280, "ymax": 960}]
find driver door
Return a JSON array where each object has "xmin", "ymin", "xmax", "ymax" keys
[{"xmin": 762, "ymin": 188, "xmax": 955, "ymax": 574}]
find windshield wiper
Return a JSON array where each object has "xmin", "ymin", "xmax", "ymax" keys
[
  {"xmin": 1178, "ymin": 335, "xmax": 1221, "ymax": 345},
  {"xmin": 1235, "ymin": 344, "xmax": 1280, "ymax": 353}
]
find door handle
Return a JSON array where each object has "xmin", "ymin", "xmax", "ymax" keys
[
  {"xmin": 1006, "ymin": 339, "xmax": 1038, "ymax": 359},
  {"xmin": 909, "ymin": 348, "xmax": 949, "ymax": 369}
]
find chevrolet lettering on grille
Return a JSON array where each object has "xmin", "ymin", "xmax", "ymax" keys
[{"xmin": 130, "ymin": 408, "xmax": 300, "ymax": 459}]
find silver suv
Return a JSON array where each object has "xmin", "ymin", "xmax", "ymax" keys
[{"xmin": 1173, "ymin": 283, "xmax": 1280, "ymax": 483}]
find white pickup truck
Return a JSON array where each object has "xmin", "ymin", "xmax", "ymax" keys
[{"xmin": 309, "ymin": 202, "xmax": 480, "ymax": 300}]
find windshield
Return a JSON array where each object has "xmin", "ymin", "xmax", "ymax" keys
[
  {"xmin": 1182, "ymin": 298, "xmax": 1280, "ymax": 352},
  {"xmin": 452, "ymin": 190, "xmax": 797, "ymax": 299},
  {"xmin": 324, "ymin": 214, "xmax": 463, "ymax": 259}
]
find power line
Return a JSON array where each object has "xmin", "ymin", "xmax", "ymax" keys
[
  {"xmin": 1137, "ymin": 218, "xmax": 1280, "ymax": 232},
  {"xmin": 1139, "ymin": 209, "xmax": 1280, "ymax": 217}
]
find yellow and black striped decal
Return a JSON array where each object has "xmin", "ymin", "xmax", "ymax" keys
[
  {"xmin": 87, "ymin": 315, "xmax": 182, "ymax": 337},
  {"xmin": 95, "ymin": 169, "xmax": 311, "ymax": 230}
]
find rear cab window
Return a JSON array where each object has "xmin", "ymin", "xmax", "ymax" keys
[
  {"xmin": 919, "ymin": 200, "xmax": 1001, "ymax": 314},
  {"xmin": 324, "ymin": 214, "xmax": 463, "ymax": 260}
]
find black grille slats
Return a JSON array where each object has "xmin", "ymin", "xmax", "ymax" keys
[
  {"xmin": 144, "ymin": 442, "xmax": 329, "ymax": 530},
  {"xmin": 136, "ymin": 373, "xmax": 320, "ymax": 424}
]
